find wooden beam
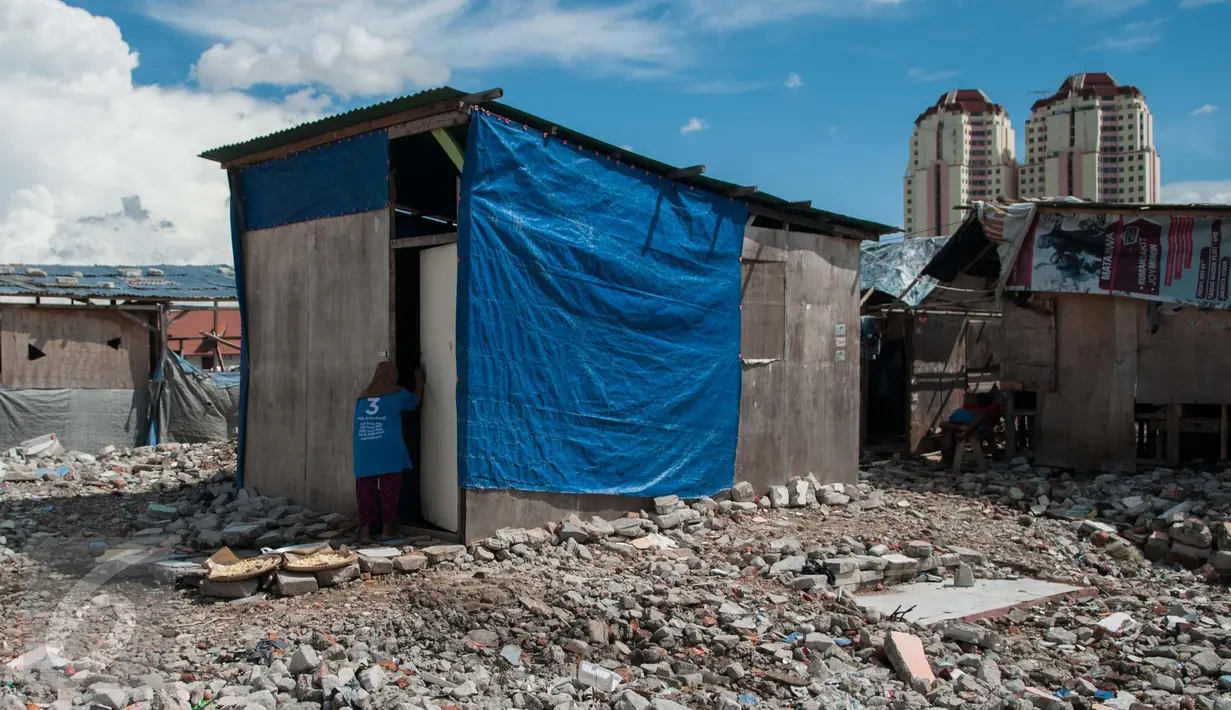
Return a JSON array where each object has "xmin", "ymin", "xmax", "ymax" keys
[
  {"xmin": 199, "ymin": 330, "xmax": 242, "ymax": 345},
  {"xmin": 167, "ymin": 309, "xmax": 197, "ymax": 326},
  {"xmin": 457, "ymin": 88, "xmax": 504, "ymax": 105},
  {"xmin": 392, "ymin": 233, "xmax": 458, "ymax": 250},
  {"xmin": 387, "ymin": 110, "xmax": 469, "ymax": 140},
  {"xmin": 725, "ymin": 186, "xmax": 758, "ymax": 197},
  {"xmin": 1221, "ymin": 405, "xmax": 1227, "ymax": 463},
  {"xmin": 432, "ymin": 128, "xmax": 465, "ymax": 172},
  {"xmin": 667, "ymin": 165, "xmax": 705, "ymax": 179},
  {"xmin": 1166, "ymin": 402, "xmax": 1181, "ymax": 466},
  {"xmin": 787, "ymin": 200, "xmax": 812, "ymax": 209},
  {"xmin": 748, "ymin": 205, "xmax": 876, "ymax": 241},
  {"xmin": 116, "ymin": 308, "xmax": 157, "ymax": 332}
]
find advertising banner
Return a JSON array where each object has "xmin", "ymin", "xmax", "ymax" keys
[{"xmin": 1007, "ymin": 211, "xmax": 1229, "ymax": 308}]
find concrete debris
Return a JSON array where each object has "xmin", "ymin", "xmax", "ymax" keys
[{"xmin": 3, "ymin": 445, "xmax": 1231, "ymax": 710}]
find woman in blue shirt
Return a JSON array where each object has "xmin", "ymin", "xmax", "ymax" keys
[{"xmin": 353, "ymin": 361, "xmax": 423, "ymax": 542}]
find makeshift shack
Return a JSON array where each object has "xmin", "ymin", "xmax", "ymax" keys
[
  {"xmin": 0, "ymin": 264, "xmax": 241, "ymax": 451},
  {"xmin": 200, "ymin": 86, "xmax": 896, "ymax": 542},
  {"xmin": 859, "ymin": 237, "xmax": 999, "ymax": 454},
  {"xmin": 923, "ymin": 200, "xmax": 1231, "ymax": 470}
]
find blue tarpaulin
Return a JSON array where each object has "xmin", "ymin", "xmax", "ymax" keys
[
  {"xmin": 457, "ymin": 111, "xmax": 747, "ymax": 498},
  {"xmin": 241, "ymin": 131, "xmax": 389, "ymax": 231}
]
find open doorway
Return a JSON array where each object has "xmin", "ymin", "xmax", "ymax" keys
[{"xmin": 389, "ymin": 119, "xmax": 467, "ymax": 534}]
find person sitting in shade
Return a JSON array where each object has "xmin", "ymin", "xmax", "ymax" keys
[
  {"xmin": 940, "ymin": 387, "xmax": 1003, "ymax": 467},
  {"xmin": 352, "ymin": 361, "xmax": 424, "ymax": 543}
]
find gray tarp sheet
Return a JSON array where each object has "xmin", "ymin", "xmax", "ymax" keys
[
  {"xmin": 158, "ymin": 352, "xmax": 239, "ymax": 444},
  {"xmin": 0, "ymin": 388, "xmax": 149, "ymax": 452},
  {"xmin": 861, "ymin": 236, "xmax": 950, "ymax": 307}
]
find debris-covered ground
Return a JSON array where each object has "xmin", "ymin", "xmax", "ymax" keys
[{"xmin": 2, "ymin": 442, "xmax": 1230, "ymax": 710}]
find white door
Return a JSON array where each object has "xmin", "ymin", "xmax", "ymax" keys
[{"xmin": 419, "ymin": 243, "xmax": 459, "ymax": 532}]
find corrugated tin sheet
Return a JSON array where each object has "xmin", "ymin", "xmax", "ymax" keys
[
  {"xmin": 0, "ymin": 264, "xmax": 237, "ymax": 301},
  {"xmin": 861, "ymin": 236, "xmax": 949, "ymax": 307},
  {"xmin": 200, "ymin": 87, "xmax": 464, "ymax": 164},
  {"xmin": 201, "ymin": 86, "xmax": 898, "ymax": 237}
]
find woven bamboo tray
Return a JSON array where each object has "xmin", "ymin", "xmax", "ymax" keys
[
  {"xmin": 205, "ymin": 547, "xmax": 282, "ymax": 582},
  {"xmin": 282, "ymin": 544, "xmax": 358, "ymax": 572}
]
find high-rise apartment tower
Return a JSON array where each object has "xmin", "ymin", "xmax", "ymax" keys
[
  {"xmin": 904, "ymin": 90, "xmax": 1018, "ymax": 237},
  {"xmin": 1019, "ymin": 73, "xmax": 1160, "ymax": 203}
]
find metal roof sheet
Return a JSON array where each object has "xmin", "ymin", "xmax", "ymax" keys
[
  {"xmin": 0, "ymin": 264, "xmax": 237, "ymax": 301},
  {"xmin": 201, "ymin": 86, "xmax": 898, "ymax": 238}
]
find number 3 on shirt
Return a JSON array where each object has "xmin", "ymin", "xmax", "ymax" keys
[{"xmin": 365, "ymin": 398, "xmax": 380, "ymax": 416}]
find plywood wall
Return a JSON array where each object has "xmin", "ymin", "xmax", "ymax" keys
[
  {"xmin": 1136, "ymin": 306, "xmax": 1231, "ymax": 405},
  {"xmin": 1036, "ymin": 294, "xmax": 1137, "ymax": 471},
  {"xmin": 0, "ymin": 306, "xmax": 150, "ymax": 389},
  {"xmin": 1001, "ymin": 298, "xmax": 1057, "ymax": 391},
  {"xmin": 243, "ymin": 210, "xmax": 390, "ymax": 513},
  {"xmin": 736, "ymin": 227, "xmax": 860, "ymax": 489}
]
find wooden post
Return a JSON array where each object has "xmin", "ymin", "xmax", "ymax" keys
[
  {"xmin": 1004, "ymin": 394, "xmax": 1017, "ymax": 460},
  {"xmin": 1221, "ymin": 405, "xmax": 1228, "ymax": 463},
  {"xmin": 1166, "ymin": 402, "xmax": 1181, "ymax": 466}
]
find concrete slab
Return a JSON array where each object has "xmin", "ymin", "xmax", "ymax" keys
[{"xmin": 854, "ymin": 578, "xmax": 1094, "ymax": 626}]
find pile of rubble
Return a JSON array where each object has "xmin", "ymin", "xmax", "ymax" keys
[{"xmin": 2, "ymin": 443, "xmax": 1230, "ymax": 710}]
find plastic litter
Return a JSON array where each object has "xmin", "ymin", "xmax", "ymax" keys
[
  {"xmin": 1095, "ymin": 612, "xmax": 1140, "ymax": 637},
  {"xmin": 19, "ymin": 434, "xmax": 64, "ymax": 459},
  {"xmin": 577, "ymin": 661, "xmax": 620, "ymax": 692},
  {"xmin": 500, "ymin": 645, "xmax": 522, "ymax": 667},
  {"xmin": 738, "ymin": 693, "xmax": 759, "ymax": 705}
]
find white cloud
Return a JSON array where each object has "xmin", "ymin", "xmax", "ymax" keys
[
  {"xmin": 907, "ymin": 66, "xmax": 957, "ymax": 82},
  {"xmin": 785, "ymin": 72, "xmax": 804, "ymax": 89},
  {"xmin": 680, "ymin": 117, "xmax": 708, "ymax": 134},
  {"xmin": 1191, "ymin": 104, "xmax": 1220, "ymax": 116},
  {"xmin": 686, "ymin": 79, "xmax": 769, "ymax": 94},
  {"xmin": 1162, "ymin": 181, "xmax": 1231, "ymax": 204},
  {"xmin": 1089, "ymin": 34, "xmax": 1161, "ymax": 51},
  {"xmin": 1069, "ymin": 0, "xmax": 1150, "ymax": 15},
  {"xmin": 149, "ymin": 0, "xmax": 680, "ymax": 96},
  {"xmin": 0, "ymin": 0, "xmax": 326, "ymax": 263},
  {"xmin": 685, "ymin": 0, "xmax": 904, "ymax": 30}
]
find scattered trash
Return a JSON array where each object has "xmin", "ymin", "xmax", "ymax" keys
[
  {"xmin": 576, "ymin": 662, "xmax": 620, "ymax": 692},
  {"xmin": 500, "ymin": 645, "xmax": 522, "ymax": 667}
]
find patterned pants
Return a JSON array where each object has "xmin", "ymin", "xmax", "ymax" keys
[{"xmin": 355, "ymin": 473, "xmax": 402, "ymax": 526}]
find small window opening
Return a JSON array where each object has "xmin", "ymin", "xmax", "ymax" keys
[
  {"xmin": 107, "ymin": 337, "xmax": 122, "ymax": 350},
  {"xmin": 28, "ymin": 344, "xmax": 46, "ymax": 361}
]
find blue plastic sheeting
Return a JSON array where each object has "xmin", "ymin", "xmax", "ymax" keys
[
  {"xmin": 241, "ymin": 131, "xmax": 389, "ymax": 232},
  {"xmin": 175, "ymin": 354, "xmax": 241, "ymax": 388},
  {"xmin": 457, "ymin": 111, "xmax": 747, "ymax": 498}
]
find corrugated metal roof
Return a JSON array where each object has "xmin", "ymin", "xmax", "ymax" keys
[
  {"xmin": 200, "ymin": 87, "xmax": 464, "ymax": 164},
  {"xmin": 201, "ymin": 86, "xmax": 898, "ymax": 238},
  {"xmin": 0, "ymin": 264, "xmax": 237, "ymax": 301}
]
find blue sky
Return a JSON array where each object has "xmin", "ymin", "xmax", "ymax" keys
[{"xmin": 3, "ymin": 0, "xmax": 1229, "ymax": 262}]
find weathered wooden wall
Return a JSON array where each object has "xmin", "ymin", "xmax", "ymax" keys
[
  {"xmin": 0, "ymin": 306, "xmax": 150, "ymax": 389},
  {"xmin": 736, "ymin": 227, "xmax": 860, "ymax": 489},
  {"xmin": 243, "ymin": 210, "xmax": 390, "ymax": 513},
  {"xmin": 1001, "ymin": 297, "xmax": 1057, "ymax": 391},
  {"xmin": 1036, "ymin": 294, "xmax": 1137, "ymax": 470},
  {"xmin": 1136, "ymin": 306, "xmax": 1231, "ymax": 405},
  {"xmin": 907, "ymin": 315, "xmax": 966, "ymax": 453}
]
